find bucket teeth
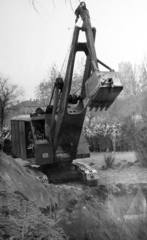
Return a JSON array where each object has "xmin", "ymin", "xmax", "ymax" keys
[{"xmin": 85, "ymin": 71, "xmax": 123, "ymax": 111}]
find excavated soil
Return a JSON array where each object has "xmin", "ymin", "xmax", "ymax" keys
[
  {"xmin": 0, "ymin": 151, "xmax": 147, "ymax": 240},
  {"xmin": 0, "ymin": 151, "xmax": 68, "ymax": 240}
]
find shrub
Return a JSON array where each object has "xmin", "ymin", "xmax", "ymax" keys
[
  {"xmin": 121, "ymin": 115, "xmax": 147, "ymax": 167},
  {"xmin": 133, "ymin": 121, "xmax": 147, "ymax": 167},
  {"xmin": 104, "ymin": 152, "xmax": 115, "ymax": 169}
]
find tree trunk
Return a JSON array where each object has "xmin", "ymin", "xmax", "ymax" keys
[
  {"xmin": 0, "ymin": 99, "xmax": 2, "ymax": 131},
  {"xmin": 0, "ymin": 104, "xmax": 4, "ymax": 131}
]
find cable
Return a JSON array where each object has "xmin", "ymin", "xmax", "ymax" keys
[
  {"xmin": 59, "ymin": 24, "xmax": 75, "ymax": 77},
  {"xmin": 73, "ymin": 86, "xmax": 82, "ymax": 95}
]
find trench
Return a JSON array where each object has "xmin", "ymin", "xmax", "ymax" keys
[{"xmin": 57, "ymin": 183, "xmax": 147, "ymax": 240}]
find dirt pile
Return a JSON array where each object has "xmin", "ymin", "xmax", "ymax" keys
[
  {"xmin": 0, "ymin": 191, "xmax": 67, "ymax": 239},
  {"xmin": 0, "ymin": 152, "xmax": 68, "ymax": 239},
  {"xmin": 0, "ymin": 151, "xmax": 56, "ymax": 209}
]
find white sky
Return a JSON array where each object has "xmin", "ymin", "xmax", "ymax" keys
[{"xmin": 0, "ymin": 0, "xmax": 147, "ymax": 99}]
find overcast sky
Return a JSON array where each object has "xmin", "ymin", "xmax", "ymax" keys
[{"xmin": 0, "ymin": 0, "xmax": 147, "ymax": 99}]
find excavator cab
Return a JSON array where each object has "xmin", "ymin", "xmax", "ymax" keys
[
  {"xmin": 11, "ymin": 115, "xmax": 54, "ymax": 165},
  {"xmin": 31, "ymin": 116, "xmax": 54, "ymax": 165}
]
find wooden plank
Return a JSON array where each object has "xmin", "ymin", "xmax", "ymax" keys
[
  {"xmin": 19, "ymin": 121, "xmax": 26, "ymax": 159},
  {"xmin": 11, "ymin": 120, "xmax": 16, "ymax": 157},
  {"xmin": 14, "ymin": 121, "xmax": 21, "ymax": 158}
]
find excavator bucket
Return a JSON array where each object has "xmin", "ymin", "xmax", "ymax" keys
[{"xmin": 84, "ymin": 71, "xmax": 123, "ymax": 111}]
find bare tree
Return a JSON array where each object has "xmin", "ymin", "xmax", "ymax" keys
[
  {"xmin": 85, "ymin": 108, "xmax": 97, "ymax": 127},
  {"xmin": 118, "ymin": 61, "xmax": 140, "ymax": 98},
  {"xmin": 139, "ymin": 58, "xmax": 147, "ymax": 92},
  {"xmin": 35, "ymin": 60, "xmax": 84, "ymax": 104},
  {"xmin": 30, "ymin": 0, "xmax": 77, "ymax": 9},
  {"xmin": 35, "ymin": 63, "xmax": 59, "ymax": 104},
  {"xmin": 0, "ymin": 74, "xmax": 23, "ymax": 130}
]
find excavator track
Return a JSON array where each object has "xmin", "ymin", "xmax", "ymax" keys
[
  {"xmin": 37, "ymin": 162, "xmax": 98, "ymax": 186},
  {"xmin": 73, "ymin": 162, "xmax": 98, "ymax": 186}
]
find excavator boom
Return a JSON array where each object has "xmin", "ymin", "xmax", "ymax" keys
[{"xmin": 51, "ymin": 2, "xmax": 123, "ymax": 161}]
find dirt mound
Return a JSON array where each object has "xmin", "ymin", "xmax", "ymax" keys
[
  {"xmin": 0, "ymin": 191, "xmax": 67, "ymax": 240},
  {"xmin": 0, "ymin": 152, "xmax": 55, "ymax": 209},
  {"xmin": 0, "ymin": 152, "xmax": 68, "ymax": 239}
]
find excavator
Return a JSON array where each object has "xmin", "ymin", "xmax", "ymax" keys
[{"xmin": 11, "ymin": 2, "xmax": 123, "ymax": 185}]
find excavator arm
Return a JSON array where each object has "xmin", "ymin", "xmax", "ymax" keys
[
  {"xmin": 75, "ymin": 2, "xmax": 123, "ymax": 110},
  {"xmin": 47, "ymin": 2, "xmax": 123, "ymax": 163}
]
